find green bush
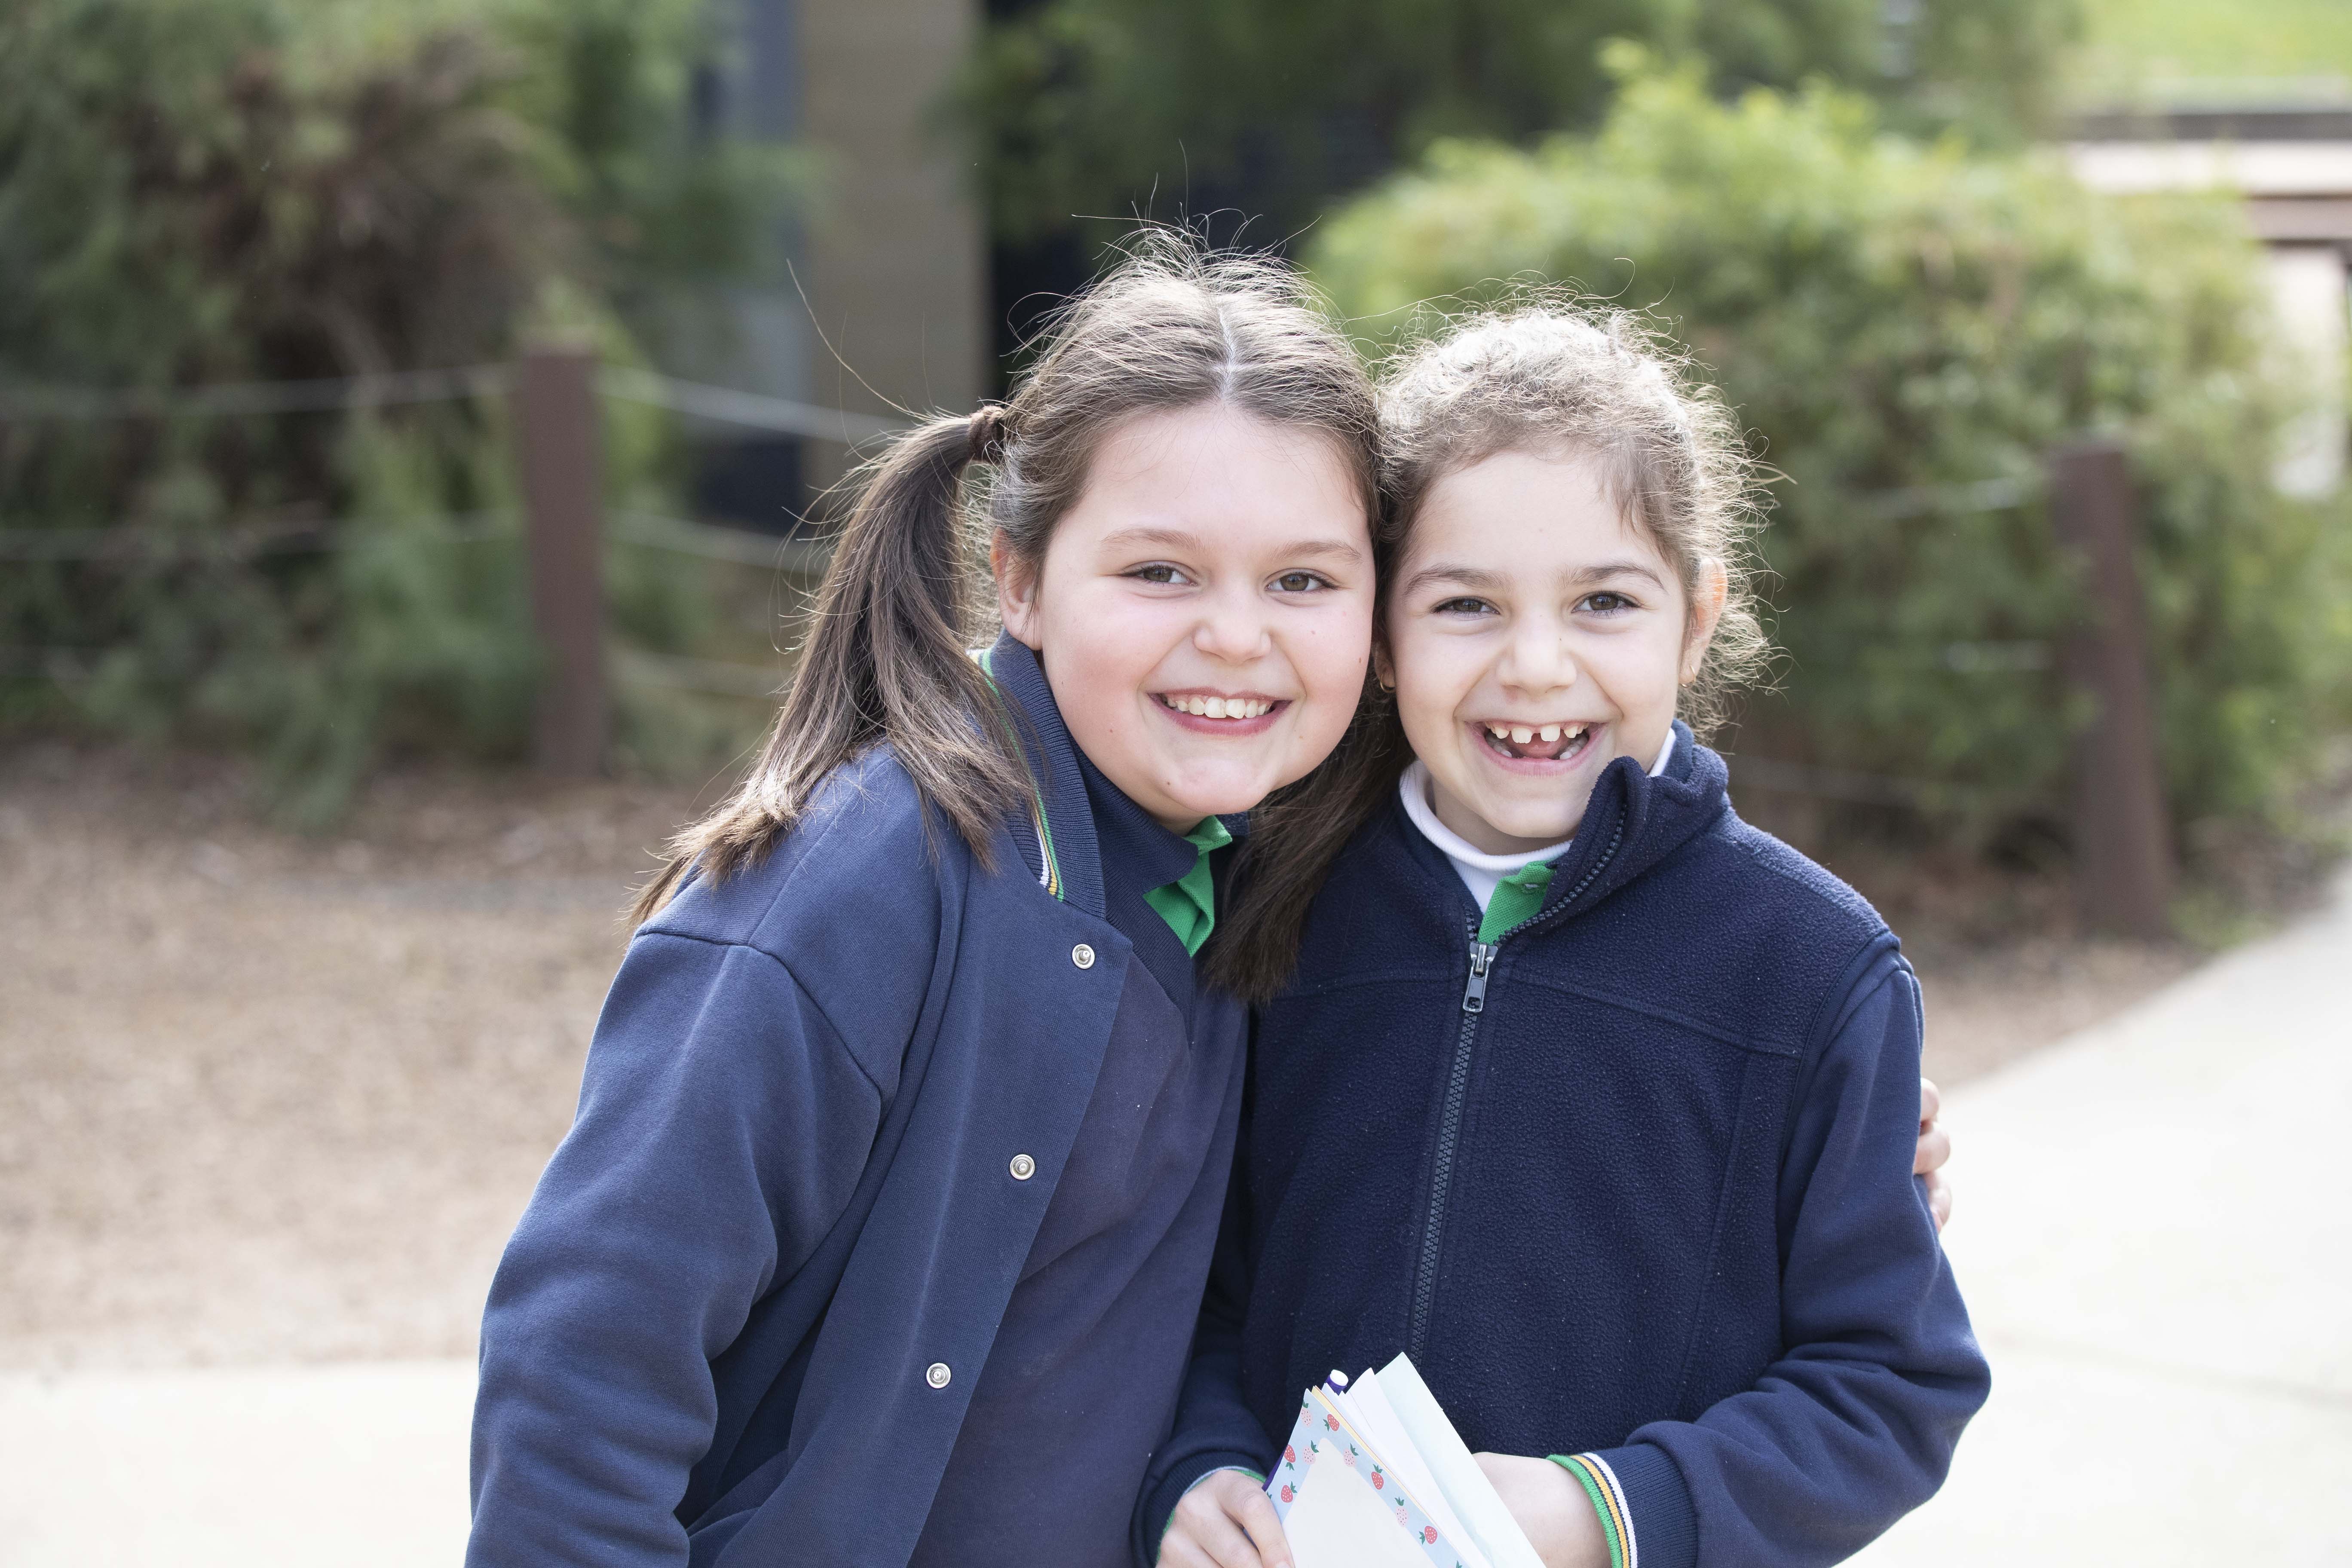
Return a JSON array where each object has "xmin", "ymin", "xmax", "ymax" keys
[
  {"xmin": 0, "ymin": 0, "xmax": 775, "ymax": 820},
  {"xmin": 1311, "ymin": 59, "xmax": 2351, "ymax": 842}
]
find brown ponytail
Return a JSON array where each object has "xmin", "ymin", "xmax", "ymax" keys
[
  {"xmin": 631, "ymin": 416, "xmax": 1023, "ymax": 922},
  {"xmin": 633, "ymin": 233, "xmax": 1382, "ymax": 925}
]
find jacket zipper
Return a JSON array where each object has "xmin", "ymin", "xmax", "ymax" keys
[
  {"xmin": 1406, "ymin": 931, "xmax": 1494, "ymax": 1361},
  {"xmin": 1404, "ymin": 817, "xmax": 1627, "ymax": 1361}
]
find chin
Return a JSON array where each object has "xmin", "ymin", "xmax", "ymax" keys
[
  {"xmin": 1165, "ymin": 773, "xmax": 1275, "ymax": 821},
  {"xmin": 1505, "ymin": 814, "xmax": 1583, "ymax": 844},
  {"xmin": 1473, "ymin": 794, "xmax": 1584, "ymax": 844},
  {"xmin": 1170, "ymin": 789, "xmax": 1259, "ymax": 821}
]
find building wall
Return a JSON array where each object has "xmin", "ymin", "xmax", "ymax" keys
[
  {"xmin": 798, "ymin": 0, "xmax": 988, "ymax": 441},
  {"xmin": 680, "ymin": 0, "xmax": 987, "ymax": 526}
]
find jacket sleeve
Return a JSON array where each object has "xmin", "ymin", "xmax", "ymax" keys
[
  {"xmin": 1131, "ymin": 1090, "xmax": 1280, "ymax": 1565},
  {"xmin": 466, "ymin": 929, "xmax": 895, "ymax": 1568},
  {"xmin": 1571, "ymin": 948, "xmax": 1991, "ymax": 1568}
]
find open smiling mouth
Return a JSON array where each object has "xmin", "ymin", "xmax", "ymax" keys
[
  {"xmin": 1155, "ymin": 693, "xmax": 1283, "ymax": 722},
  {"xmin": 1478, "ymin": 721, "xmax": 1596, "ymax": 763}
]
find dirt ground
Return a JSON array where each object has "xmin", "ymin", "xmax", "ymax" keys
[{"xmin": 0, "ymin": 741, "xmax": 2203, "ymax": 1371}]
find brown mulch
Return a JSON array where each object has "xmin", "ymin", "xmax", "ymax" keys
[
  {"xmin": 0, "ymin": 741, "xmax": 2210, "ymax": 1370},
  {"xmin": 0, "ymin": 742, "xmax": 718, "ymax": 1370}
]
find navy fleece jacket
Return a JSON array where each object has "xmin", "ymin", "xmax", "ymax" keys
[{"xmin": 1139, "ymin": 726, "xmax": 1989, "ymax": 1568}]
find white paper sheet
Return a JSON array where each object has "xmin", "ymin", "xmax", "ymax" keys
[
  {"xmin": 1372, "ymin": 1354, "xmax": 1549, "ymax": 1568},
  {"xmin": 1337, "ymin": 1372, "xmax": 1490, "ymax": 1568}
]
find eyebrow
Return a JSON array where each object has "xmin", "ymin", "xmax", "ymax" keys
[
  {"xmin": 1400, "ymin": 561, "xmax": 1510, "ymax": 597},
  {"xmin": 1574, "ymin": 558, "xmax": 1670, "ymax": 589},
  {"xmin": 1402, "ymin": 557, "xmax": 1669, "ymax": 596},
  {"xmin": 1097, "ymin": 526, "xmax": 1366, "ymax": 564}
]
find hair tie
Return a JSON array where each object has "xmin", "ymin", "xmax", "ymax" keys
[{"xmin": 966, "ymin": 403, "xmax": 1013, "ymax": 466}]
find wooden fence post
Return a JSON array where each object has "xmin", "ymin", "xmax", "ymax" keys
[
  {"xmin": 2048, "ymin": 439, "xmax": 2174, "ymax": 937},
  {"xmin": 513, "ymin": 348, "xmax": 607, "ymax": 777}
]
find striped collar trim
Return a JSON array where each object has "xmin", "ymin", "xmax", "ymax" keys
[{"xmin": 973, "ymin": 640, "xmax": 1071, "ymax": 904}]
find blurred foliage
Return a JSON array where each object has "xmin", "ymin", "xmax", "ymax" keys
[
  {"xmin": 1311, "ymin": 60, "xmax": 2352, "ymax": 842},
  {"xmin": 2067, "ymin": 0, "xmax": 2352, "ymax": 104},
  {"xmin": 964, "ymin": 0, "xmax": 2082, "ymax": 249},
  {"xmin": 0, "ymin": 0, "xmax": 786, "ymax": 821}
]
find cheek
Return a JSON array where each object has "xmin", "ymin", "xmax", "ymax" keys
[
  {"xmin": 1387, "ymin": 631, "xmax": 1475, "ymax": 751},
  {"xmin": 1599, "ymin": 630, "xmax": 1693, "ymax": 700},
  {"xmin": 1301, "ymin": 601, "xmax": 1374, "ymax": 697},
  {"xmin": 1274, "ymin": 601, "xmax": 1375, "ymax": 761},
  {"xmin": 1042, "ymin": 579, "xmax": 1167, "ymax": 676},
  {"xmin": 1586, "ymin": 633, "xmax": 1685, "ymax": 718}
]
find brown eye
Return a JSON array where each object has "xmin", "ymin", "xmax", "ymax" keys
[{"xmin": 1274, "ymin": 571, "xmax": 1326, "ymax": 594}]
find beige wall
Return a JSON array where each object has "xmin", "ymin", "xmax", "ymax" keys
[{"xmin": 798, "ymin": 0, "xmax": 989, "ymax": 439}]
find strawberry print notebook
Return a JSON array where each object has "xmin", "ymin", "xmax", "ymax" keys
[{"xmin": 1261, "ymin": 1354, "xmax": 1546, "ymax": 1568}]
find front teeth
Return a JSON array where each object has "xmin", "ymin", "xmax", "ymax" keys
[
  {"xmin": 1167, "ymin": 694, "xmax": 1273, "ymax": 720},
  {"xmin": 1483, "ymin": 722, "xmax": 1590, "ymax": 748}
]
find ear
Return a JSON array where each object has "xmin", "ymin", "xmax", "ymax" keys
[
  {"xmin": 1372, "ymin": 637, "xmax": 1396, "ymax": 693},
  {"xmin": 1681, "ymin": 557, "xmax": 1728, "ymax": 686},
  {"xmin": 992, "ymin": 533, "xmax": 1044, "ymax": 649}
]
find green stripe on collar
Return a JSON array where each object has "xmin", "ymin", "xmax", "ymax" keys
[{"xmin": 971, "ymin": 645, "xmax": 1062, "ymax": 900}]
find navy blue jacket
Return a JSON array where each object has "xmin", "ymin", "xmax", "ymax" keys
[
  {"xmin": 1140, "ymin": 728, "xmax": 1989, "ymax": 1568},
  {"xmin": 470, "ymin": 638, "xmax": 1228, "ymax": 1568}
]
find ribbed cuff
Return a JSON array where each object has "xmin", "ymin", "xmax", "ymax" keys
[
  {"xmin": 1549, "ymin": 1455, "xmax": 1628, "ymax": 1568},
  {"xmin": 1576, "ymin": 1442, "xmax": 1697, "ymax": 1568},
  {"xmin": 1141, "ymin": 1455, "xmax": 1267, "ymax": 1564}
]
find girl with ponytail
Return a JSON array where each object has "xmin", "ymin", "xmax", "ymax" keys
[{"xmin": 467, "ymin": 239, "xmax": 1384, "ymax": 1568}]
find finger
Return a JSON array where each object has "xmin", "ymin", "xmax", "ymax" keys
[
  {"xmin": 1919, "ymin": 1076, "xmax": 1942, "ymax": 1128},
  {"xmin": 1158, "ymin": 1534, "xmax": 1223, "ymax": 1568},
  {"xmin": 1234, "ymin": 1489, "xmax": 1296, "ymax": 1568},
  {"xmin": 1914, "ymin": 1122, "xmax": 1951, "ymax": 1176},
  {"xmin": 1170, "ymin": 1495, "xmax": 1266, "ymax": 1568},
  {"xmin": 1158, "ymin": 1534, "xmax": 1211, "ymax": 1568},
  {"xmin": 1926, "ymin": 1167, "xmax": 1953, "ymax": 1232}
]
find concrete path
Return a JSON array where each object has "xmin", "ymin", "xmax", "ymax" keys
[
  {"xmin": 0, "ymin": 1361, "xmax": 475, "ymax": 1566},
  {"xmin": 4, "ymin": 873, "xmax": 2345, "ymax": 1566},
  {"xmin": 1856, "ymin": 866, "xmax": 2352, "ymax": 1566}
]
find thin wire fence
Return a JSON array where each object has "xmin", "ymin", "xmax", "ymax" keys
[
  {"xmin": 1, "ymin": 360, "xmax": 2058, "ymax": 805},
  {"xmin": 0, "ymin": 361, "xmax": 880, "ymax": 700}
]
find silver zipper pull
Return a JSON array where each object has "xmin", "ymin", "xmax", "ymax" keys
[{"xmin": 1462, "ymin": 941, "xmax": 1497, "ymax": 1014}]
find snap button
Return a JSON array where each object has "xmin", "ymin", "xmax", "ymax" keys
[
  {"xmin": 1071, "ymin": 943, "xmax": 1095, "ymax": 969},
  {"xmin": 925, "ymin": 1362, "xmax": 952, "ymax": 1389},
  {"xmin": 1009, "ymin": 1153, "xmax": 1036, "ymax": 1181}
]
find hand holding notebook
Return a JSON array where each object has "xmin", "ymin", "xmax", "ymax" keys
[{"xmin": 1261, "ymin": 1354, "xmax": 1548, "ymax": 1568}]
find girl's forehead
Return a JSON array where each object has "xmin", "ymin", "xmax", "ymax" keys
[
  {"xmin": 1054, "ymin": 403, "xmax": 1375, "ymax": 551},
  {"xmin": 1407, "ymin": 449, "xmax": 1662, "ymax": 564}
]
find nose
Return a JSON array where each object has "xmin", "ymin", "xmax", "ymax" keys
[
  {"xmin": 1191, "ymin": 579, "xmax": 1272, "ymax": 665},
  {"xmin": 1497, "ymin": 612, "xmax": 1579, "ymax": 696}
]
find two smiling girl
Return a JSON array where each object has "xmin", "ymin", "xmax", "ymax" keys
[{"xmin": 467, "ymin": 245, "xmax": 1981, "ymax": 1568}]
